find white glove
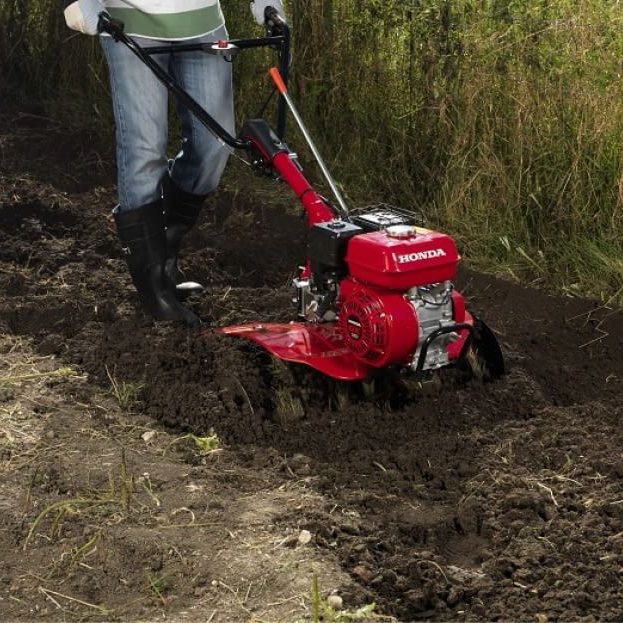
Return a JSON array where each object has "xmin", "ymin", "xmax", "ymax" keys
[
  {"xmin": 64, "ymin": 0, "xmax": 106, "ymax": 36},
  {"xmin": 250, "ymin": 0, "xmax": 286, "ymax": 26}
]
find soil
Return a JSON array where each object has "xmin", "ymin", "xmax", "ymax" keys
[{"xmin": 1, "ymin": 110, "xmax": 623, "ymax": 622}]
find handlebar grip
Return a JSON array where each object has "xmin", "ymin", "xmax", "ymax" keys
[
  {"xmin": 264, "ymin": 6, "xmax": 287, "ymax": 30},
  {"xmin": 269, "ymin": 67, "xmax": 288, "ymax": 95},
  {"xmin": 97, "ymin": 12, "xmax": 125, "ymax": 38}
]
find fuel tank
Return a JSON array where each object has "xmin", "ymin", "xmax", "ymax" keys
[{"xmin": 345, "ymin": 225, "xmax": 461, "ymax": 290}]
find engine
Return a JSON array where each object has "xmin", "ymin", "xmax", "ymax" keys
[{"xmin": 297, "ymin": 212, "xmax": 472, "ymax": 373}]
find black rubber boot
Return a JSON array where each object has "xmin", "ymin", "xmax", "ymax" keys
[
  {"xmin": 114, "ymin": 201, "xmax": 200, "ymax": 327},
  {"xmin": 162, "ymin": 178, "xmax": 207, "ymax": 297}
]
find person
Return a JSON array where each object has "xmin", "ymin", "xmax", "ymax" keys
[{"xmin": 63, "ymin": 0, "xmax": 285, "ymax": 326}]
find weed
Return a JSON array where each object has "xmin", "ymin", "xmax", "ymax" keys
[
  {"xmin": 166, "ymin": 432, "xmax": 221, "ymax": 456},
  {"xmin": 147, "ymin": 572, "xmax": 170, "ymax": 606},
  {"xmin": 23, "ymin": 450, "xmax": 136, "ymax": 549},
  {"xmin": 23, "ymin": 498, "xmax": 112, "ymax": 550},
  {"xmin": 108, "ymin": 447, "xmax": 135, "ymax": 512},
  {"xmin": 0, "ymin": 367, "xmax": 78, "ymax": 386},
  {"xmin": 465, "ymin": 348, "xmax": 486, "ymax": 384},
  {"xmin": 310, "ymin": 574, "xmax": 378, "ymax": 622},
  {"xmin": 275, "ymin": 388, "xmax": 305, "ymax": 424},
  {"xmin": 191, "ymin": 433, "xmax": 221, "ymax": 454},
  {"xmin": 105, "ymin": 366, "xmax": 144, "ymax": 411},
  {"xmin": 272, "ymin": 359, "xmax": 305, "ymax": 425}
]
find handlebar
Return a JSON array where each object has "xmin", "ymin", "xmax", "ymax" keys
[{"xmin": 96, "ymin": 10, "xmax": 291, "ymax": 148}]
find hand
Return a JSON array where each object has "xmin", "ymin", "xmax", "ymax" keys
[
  {"xmin": 64, "ymin": 0, "xmax": 106, "ymax": 36},
  {"xmin": 250, "ymin": 0, "xmax": 286, "ymax": 26}
]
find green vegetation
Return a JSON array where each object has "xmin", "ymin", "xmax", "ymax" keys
[
  {"xmin": 106, "ymin": 366, "xmax": 144, "ymax": 411},
  {"xmin": 165, "ymin": 432, "xmax": 221, "ymax": 455},
  {"xmin": 2, "ymin": 0, "xmax": 622, "ymax": 302},
  {"xmin": 310, "ymin": 574, "xmax": 378, "ymax": 622}
]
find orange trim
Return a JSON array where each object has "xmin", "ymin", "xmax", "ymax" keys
[{"xmin": 269, "ymin": 67, "xmax": 288, "ymax": 95}]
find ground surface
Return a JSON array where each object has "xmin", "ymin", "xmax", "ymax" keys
[{"xmin": 1, "ymin": 112, "xmax": 623, "ymax": 622}]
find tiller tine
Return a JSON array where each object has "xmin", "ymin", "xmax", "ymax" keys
[
  {"xmin": 471, "ymin": 317, "xmax": 505, "ymax": 379},
  {"xmin": 219, "ymin": 322, "xmax": 372, "ymax": 381}
]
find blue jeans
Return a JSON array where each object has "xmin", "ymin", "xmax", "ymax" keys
[{"xmin": 101, "ymin": 26, "xmax": 234, "ymax": 211}]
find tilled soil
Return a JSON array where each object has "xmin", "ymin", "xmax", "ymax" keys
[{"xmin": 1, "ymin": 114, "xmax": 623, "ymax": 621}]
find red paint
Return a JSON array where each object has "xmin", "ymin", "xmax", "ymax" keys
[
  {"xmin": 345, "ymin": 229, "xmax": 460, "ymax": 290},
  {"xmin": 271, "ymin": 152, "xmax": 335, "ymax": 225},
  {"xmin": 220, "ymin": 323, "xmax": 372, "ymax": 381},
  {"xmin": 338, "ymin": 278, "xmax": 419, "ymax": 368}
]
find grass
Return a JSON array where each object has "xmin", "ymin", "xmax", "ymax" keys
[
  {"xmin": 165, "ymin": 431, "xmax": 221, "ymax": 456},
  {"xmin": 147, "ymin": 572, "xmax": 171, "ymax": 606},
  {"xmin": 271, "ymin": 359, "xmax": 305, "ymax": 425},
  {"xmin": 105, "ymin": 366, "xmax": 144, "ymax": 411},
  {"xmin": 3, "ymin": 0, "xmax": 623, "ymax": 303},
  {"xmin": 23, "ymin": 449, "xmax": 139, "ymax": 550}
]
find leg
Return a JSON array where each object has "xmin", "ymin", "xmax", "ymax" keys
[
  {"xmin": 100, "ymin": 36, "xmax": 170, "ymax": 210},
  {"xmin": 101, "ymin": 37, "xmax": 199, "ymax": 325},
  {"xmin": 163, "ymin": 25, "xmax": 235, "ymax": 292},
  {"xmin": 170, "ymin": 24, "xmax": 235, "ymax": 196}
]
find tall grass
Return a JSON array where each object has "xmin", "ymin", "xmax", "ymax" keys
[{"xmin": 1, "ymin": 0, "xmax": 622, "ymax": 302}]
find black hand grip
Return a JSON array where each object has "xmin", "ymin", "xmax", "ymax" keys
[
  {"xmin": 97, "ymin": 12, "xmax": 125, "ymax": 40},
  {"xmin": 264, "ymin": 6, "xmax": 286, "ymax": 33}
]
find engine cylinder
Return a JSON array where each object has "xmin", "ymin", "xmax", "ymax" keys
[{"xmin": 338, "ymin": 279, "xmax": 419, "ymax": 368}]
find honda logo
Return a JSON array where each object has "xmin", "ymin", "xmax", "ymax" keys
[{"xmin": 394, "ymin": 248, "xmax": 447, "ymax": 264}]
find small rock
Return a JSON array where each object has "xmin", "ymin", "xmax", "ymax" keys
[
  {"xmin": 327, "ymin": 594, "xmax": 343, "ymax": 611},
  {"xmin": 95, "ymin": 300, "xmax": 117, "ymax": 321},
  {"xmin": 38, "ymin": 334, "xmax": 63, "ymax": 356},
  {"xmin": 298, "ymin": 530, "xmax": 312, "ymax": 545},
  {"xmin": 0, "ymin": 388, "xmax": 15, "ymax": 403},
  {"xmin": 288, "ymin": 453, "xmax": 312, "ymax": 475},
  {"xmin": 338, "ymin": 523, "xmax": 361, "ymax": 536},
  {"xmin": 352, "ymin": 564, "xmax": 375, "ymax": 584},
  {"xmin": 446, "ymin": 565, "xmax": 487, "ymax": 584},
  {"xmin": 141, "ymin": 430, "xmax": 157, "ymax": 443}
]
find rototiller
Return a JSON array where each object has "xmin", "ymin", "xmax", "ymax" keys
[{"xmin": 99, "ymin": 8, "xmax": 504, "ymax": 383}]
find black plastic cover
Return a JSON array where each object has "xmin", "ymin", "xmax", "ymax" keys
[
  {"xmin": 309, "ymin": 220, "xmax": 363, "ymax": 277},
  {"xmin": 240, "ymin": 119, "xmax": 289, "ymax": 161}
]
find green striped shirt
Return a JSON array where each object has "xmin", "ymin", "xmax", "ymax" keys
[{"xmin": 103, "ymin": 0, "xmax": 225, "ymax": 40}]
